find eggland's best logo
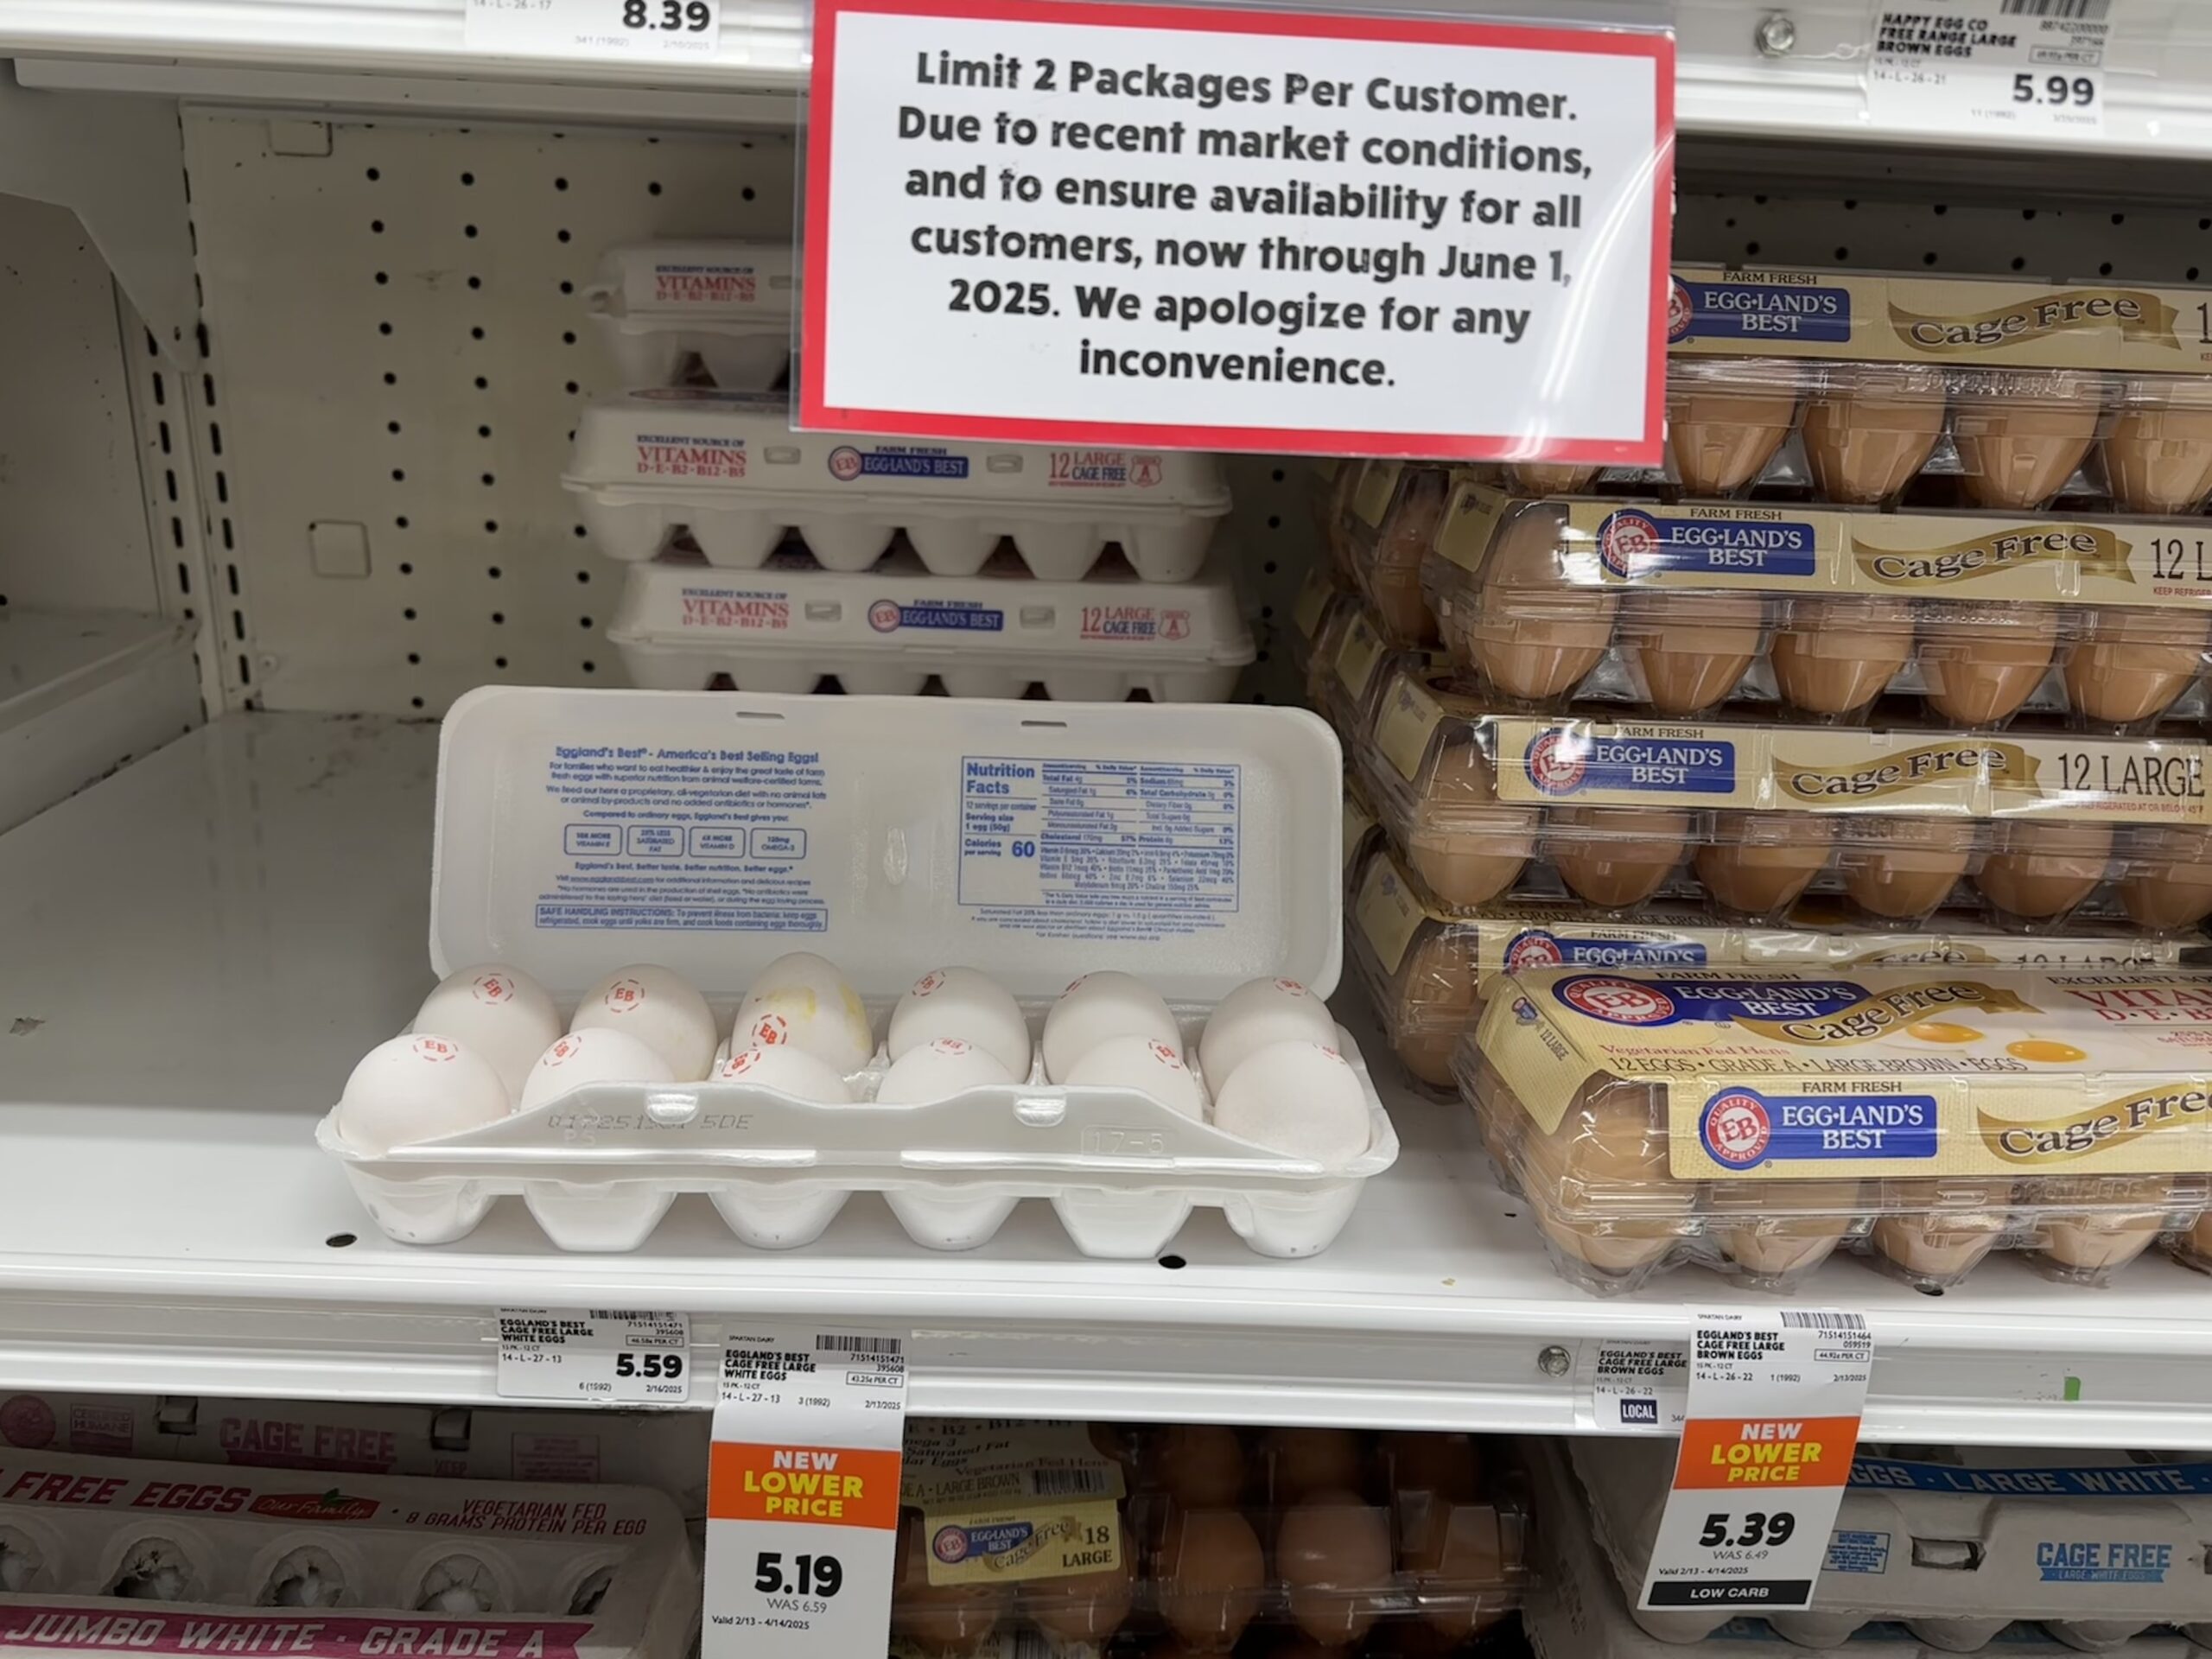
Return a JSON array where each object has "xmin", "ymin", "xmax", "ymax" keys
[
  {"xmin": 1503, "ymin": 931, "xmax": 1566, "ymax": 970},
  {"xmin": 828, "ymin": 446, "xmax": 864, "ymax": 481},
  {"xmin": 1701, "ymin": 1089, "xmax": 1774, "ymax": 1168},
  {"xmin": 1525, "ymin": 729, "xmax": 1590, "ymax": 796},
  {"xmin": 868, "ymin": 600, "xmax": 903, "ymax": 632},
  {"xmin": 1667, "ymin": 277, "xmax": 1694, "ymax": 342},
  {"xmin": 1558, "ymin": 976, "xmax": 1676, "ymax": 1025},
  {"xmin": 932, "ymin": 1526, "xmax": 972, "ymax": 1565},
  {"xmin": 1597, "ymin": 511, "xmax": 1662, "ymax": 578}
]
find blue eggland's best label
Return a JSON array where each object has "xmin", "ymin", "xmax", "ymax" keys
[
  {"xmin": 1669, "ymin": 275, "xmax": 1853, "ymax": 344},
  {"xmin": 1523, "ymin": 728, "xmax": 1736, "ymax": 797},
  {"xmin": 1548, "ymin": 975, "xmax": 1872, "ymax": 1029},
  {"xmin": 828, "ymin": 444, "xmax": 970, "ymax": 481},
  {"xmin": 868, "ymin": 598, "xmax": 1004, "ymax": 633},
  {"xmin": 1596, "ymin": 508, "xmax": 1819, "ymax": 581},
  {"xmin": 1503, "ymin": 930, "xmax": 1711, "ymax": 971},
  {"xmin": 1698, "ymin": 1086, "xmax": 1939, "ymax": 1170}
]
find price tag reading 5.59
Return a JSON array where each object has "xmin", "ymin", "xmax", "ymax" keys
[
  {"xmin": 496, "ymin": 1307, "xmax": 693, "ymax": 1403},
  {"xmin": 464, "ymin": 0, "xmax": 722, "ymax": 61}
]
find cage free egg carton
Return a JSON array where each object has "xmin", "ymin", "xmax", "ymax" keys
[
  {"xmin": 0, "ymin": 1451, "xmax": 696, "ymax": 1659},
  {"xmin": 582, "ymin": 240, "xmax": 795, "ymax": 390},
  {"xmin": 563, "ymin": 390, "xmax": 1230, "ymax": 581}
]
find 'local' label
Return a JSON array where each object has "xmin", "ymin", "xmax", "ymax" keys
[
  {"xmin": 703, "ymin": 1330, "xmax": 908, "ymax": 1659},
  {"xmin": 1638, "ymin": 1310, "xmax": 1872, "ymax": 1613},
  {"xmin": 495, "ymin": 1308, "xmax": 691, "ymax": 1403},
  {"xmin": 803, "ymin": 0, "xmax": 1671, "ymax": 461}
]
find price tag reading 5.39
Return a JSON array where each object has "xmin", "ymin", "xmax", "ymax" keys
[{"xmin": 464, "ymin": 0, "xmax": 722, "ymax": 61}]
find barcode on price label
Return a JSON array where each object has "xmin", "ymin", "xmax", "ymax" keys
[
  {"xmin": 1781, "ymin": 1311, "xmax": 1868, "ymax": 1331},
  {"xmin": 463, "ymin": 0, "xmax": 723, "ymax": 62},
  {"xmin": 2001, "ymin": 0, "xmax": 2107, "ymax": 16},
  {"xmin": 817, "ymin": 1334, "xmax": 904, "ymax": 1357}
]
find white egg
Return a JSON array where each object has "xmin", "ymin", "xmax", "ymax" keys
[
  {"xmin": 518, "ymin": 1027, "xmax": 674, "ymax": 1113},
  {"xmin": 338, "ymin": 1033, "xmax": 512, "ymax": 1153},
  {"xmin": 736, "ymin": 952, "xmax": 875, "ymax": 1072},
  {"xmin": 413, "ymin": 962, "xmax": 563, "ymax": 1102},
  {"xmin": 569, "ymin": 963, "xmax": 718, "ymax": 1080},
  {"xmin": 1211, "ymin": 1040, "xmax": 1372, "ymax": 1166},
  {"xmin": 716, "ymin": 1043, "xmax": 856, "ymax": 1103},
  {"xmin": 1198, "ymin": 977, "xmax": 1339, "ymax": 1093},
  {"xmin": 1065, "ymin": 1034, "xmax": 1206, "ymax": 1121},
  {"xmin": 1041, "ymin": 971, "xmax": 1182, "ymax": 1083},
  {"xmin": 887, "ymin": 966, "xmax": 1033, "ymax": 1080},
  {"xmin": 874, "ymin": 1037, "xmax": 1014, "ymax": 1105}
]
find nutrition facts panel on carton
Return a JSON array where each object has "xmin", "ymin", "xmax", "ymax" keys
[{"xmin": 957, "ymin": 755, "xmax": 1241, "ymax": 940}]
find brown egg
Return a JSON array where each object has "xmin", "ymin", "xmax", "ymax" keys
[
  {"xmin": 2102, "ymin": 378, "xmax": 2212, "ymax": 513},
  {"xmin": 1839, "ymin": 817, "xmax": 1977, "ymax": 921},
  {"xmin": 1147, "ymin": 1424, "xmax": 1246, "ymax": 1510},
  {"xmin": 1974, "ymin": 819, "xmax": 2113, "ymax": 920},
  {"xmin": 1264, "ymin": 1428, "xmax": 1366, "ymax": 1504},
  {"xmin": 1275, "ymin": 1490, "xmax": 1392, "ymax": 1646},
  {"xmin": 1802, "ymin": 364, "xmax": 1948, "ymax": 504},
  {"xmin": 1396, "ymin": 1474, "xmax": 1509, "ymax": 1643},
  {"xmin": 1952, "ymin": 369, "xmax": 2104, "ymax": 511},
  {"xmin": 1618, "ymin": 592, "xmax": 1765, "ymax": 715},
  {"xmin": 1872, "ymin": 1179, "xmax": 2012, "ymax": 1284},
  {"xmin": 1393, "ymin": 930, "xmax": 1478, "ymax": 1090},
  {"xmin": 1465, "ymin": 505, "xmax": 1618, "ymax": 702},
  {"xmin": 2062, "ymin": 608, "xmax": 2209, "ymax": 727},
  {"xmin": 1020, "ymin": 1551, "xmax": 1134, "ymax": 1645},
  {"xmin": 1770, "ymin": 595, "xmax": 1916, "ymax": 717},
  {"xmin": 1378, "ymin": 1431, "xmax": 1483, "ymax": 1503},
  {"xmin": 1917, "ymin": 604, "xmax": 2058, "ymax": 726},
  {"xmin": 1668, "ymin": 369, "xmax": 1801, "ymax": 496},
  {"xmin": 2036, "ymin": 1174, "xmax": 2177, "ymax": 1276},
  {"xmin": 1366, "ymin": 557, "xmax": 1437, "ymax": 647},
  {"xmin": 1408, "ymin": 743, "xmax": 1538, "ymax": 909},
  {"xmin": 1549, "ymin": 806, "xmax": 1690, "ymax": 909},
  {"xmin": 1468, "ymin": 1050, "xmax": 1530, "ymax": 1175},
  {"xmin": 1155, "ymin": 1508, "xmax": 1265, "ymax": 1651},
  {"xmin": 2120, "ymin": 825, "xmax": 2212, "ymax": 931},
  {"xmin": 1708, "ymin": 1179, "xmax": 1865, "ymax": 1281},
  {"xmin": 1504, "ymin": 461, "xmax": 1601, "ymax": 496},
  {"xmin": 2183, "ymin": 1208, "xmax": 2212, "ymax": 1271},
  {"xmin": 893, "ymin": 1516, "xmax": 1013, "ymax": 1656},
  {"xmin": 1695, "ymin": 814, "xmax": 1835, "ymax": 918},
  {"xmin": 1518, "ymin": 1081, "xmax": 1696, "ymax": 1275}
]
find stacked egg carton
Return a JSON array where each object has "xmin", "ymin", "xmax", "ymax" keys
[
  {"xmin": 889, "ymin": 1419, "xmax": 1526, "ymax": 1656},
  {"xmin": 318, "ymin": 686, "xmax": 1396, "ymax": 1261},
  {"xmin": 1525, "ymin": 1436, "xmax": 2212, "ymax": 1659},
  {"xmin": 575, "ymin": 241, "xmax": 1246, "ymax": 701},
  {"xmin": 1459, "ymin": 963, "xmax": 2212, "ymax": 1295}
]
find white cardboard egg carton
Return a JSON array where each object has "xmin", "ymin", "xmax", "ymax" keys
[
  {"xmin": 0, "ymin": 1451, "xmax": 696, "ymax": 1659},
  {"xmin": 1524, "ymin": 1440, "xmax": 2210, "ymax": 1659},
  {"xmin": 582, "ymin": 241, "xmax": 794, "ymax": 390},
  {"xmin": 608, "ymin": 546, "xmax": 1255, "ymax": 701},
  {"xmin": 562, "ymin": 390, "xmax": 1231, "ymax": 581},
  {"xmin": 316, "ymin": 688, "xmax": 1390, "ymax": 1259},
  {"xmin": 1569, "ymin": 1434, "xmax": 2212, "ymax": 1651}
]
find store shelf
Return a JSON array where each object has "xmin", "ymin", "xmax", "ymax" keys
[
  {"xmin": 4, "ymin": 709, "xmax": 2212, "ymax": 1445},
  {"xmin": 0, "ymin": 607, "xmax": 199, "ymax": 833}
]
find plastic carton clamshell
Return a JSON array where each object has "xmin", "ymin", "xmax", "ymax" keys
[
  {"xmin": 318, "ymin": 688, "xmax": 1394, "ymax": 1258},
  {"xmin": 582, "ymin": 240, "xmax": 795, "ymax": 390}
]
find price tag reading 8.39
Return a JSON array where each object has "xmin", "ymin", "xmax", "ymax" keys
[{"xmin": 464, "ymin": 0, "xmax": 722, "ymax": 61}]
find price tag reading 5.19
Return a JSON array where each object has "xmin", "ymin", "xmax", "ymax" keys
[{"xmin": 464, "ymin": 0, "xmax": 722, "ymax": 61}]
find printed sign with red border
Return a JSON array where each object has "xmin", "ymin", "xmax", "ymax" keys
[{"xmin": 801, "ymin": 0, "xmax": 1673, "ymax": 461}]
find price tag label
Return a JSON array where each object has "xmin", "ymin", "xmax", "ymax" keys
[
  {"xmin": 464, "ymin": 0, "xmax": 722, "ymax": 62},
  {"xmin": 496, "ymin": 1307, "xmax": 692, "ymax": 1402},
  {"xmin": 703, "ymin": 1329, "xmax": 908, "ymax": 1659},
  {"xmin": 1868, "ymin": 0, "xmax": 2110, "ymax": 140},
  {"xmin": 1577, "ymin": 1338, "xmax": 1688, "ymax": 1433},
  {"xmin": 1637, "ymin": 1309, "xmax": 1872, "ymax": 1614},
  {"xmin": 803, "ymin": 0, "xmax": 1672, "ymax": 461}
]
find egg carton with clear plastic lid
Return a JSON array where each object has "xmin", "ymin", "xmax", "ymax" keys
[
  {"xmin": 1459, "ymin": 964, "xmax": 2212, "ymax": 1297},
  {"xmin": 0, "ymin": 1450, "xmax": 696, "ymax": 1659},
  {"xmin": 317, "ymin": 686, "xmax": 1396, "ymax": 1260},
  {"xmin": 1569, "ymin": 1432, "xmax": 2212, "ymax": 1654},
  {"xmin": 1425, "ymin": 481, "xmax": 2212, "ymax": 732},
  {"xmin": 607, "ymin": 543, "xmax": 1254, "ymax": 701},
  {"xmin": 582, "ymin": 240, "xmax": 795, "ymax": 390},
  {"xmin": 1344, "ymin": 836, "xmax": 2189, "ymax": 1094},
  {"xmin": 886, "ymin": 1419, "xmax": 1526, "ymax": 1657},
  {"xmin": 562, "ymin": 390, "xmax": 1231, "ymax": 580},
  {"xmin": 1651, "ymin": 266, "xmax": 2212, "ymax": 513},
  {"xmin": 1302, "ymin": 595, "xmax": 1418, "ymax": 747},
  {"xmin": 1356, "ymin": 658, "xmax": 2212, "ymax": 935},
  {"xmin": 1523, "ymin": 1436, "xmax": 2212, "ymax": 1659},
  {"xmin": 1339, "ymin": 461, "xmax": 1449, "ymax": 649}
]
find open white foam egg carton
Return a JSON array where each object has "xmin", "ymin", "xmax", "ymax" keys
[
  {"xmin": 1525, "ymin": 1439, "xmax": 2212, "ymax": 1659},
  {"xmin": 0, "ymin": 1450, "xmax": 696, "ymax": 1659},
  {"xmin": 316, "ymin": 688, "xmax": 1393, "ymax": 1259},
  {"xmin": 582, "ymin": 240, "xmax": 794, "ymax": 389},
  {"xmin": 561, "ymin": 390, "xmax": 1231, "ymax": 580},
  {"xmin": 1570, "ymin": 1434, "xmax": 2212, "ymax": 1652},
  {"xmin": 607, "ymin": 545, "xmax": 1255, "ymax": 700}
]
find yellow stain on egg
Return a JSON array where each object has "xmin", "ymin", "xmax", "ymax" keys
[
  {"xmin": 1907, "ymin": 1021, "xmax": 1983, "ymax": 1045},
  {"xmin": 2007, "ymin": 1038, "xmax": 2088, "ymax": 1064}
]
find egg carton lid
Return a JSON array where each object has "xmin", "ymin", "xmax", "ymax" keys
[
  {"xmin": 563, "ymin": 390, "xmax": 1232, "ymax": 512},
  {"xmin": 583, "ymin": 240, "xmax": 796, "ymax": 321},
  {"xmin": 431, "ymin": 687, "xmax": 1342, "ymax": 1004}
]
